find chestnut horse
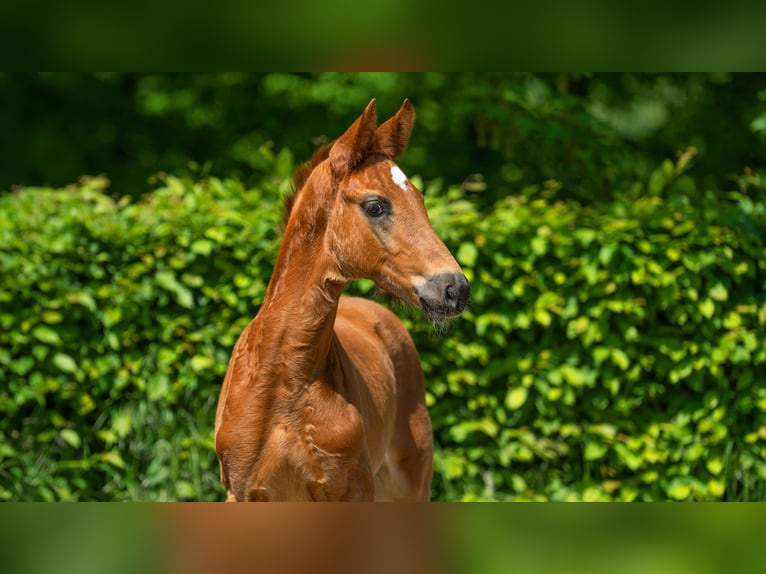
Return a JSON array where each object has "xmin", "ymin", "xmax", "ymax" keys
[{"xmin": 214, "ymin": 99, "xmax": 470, "ymax": 501}]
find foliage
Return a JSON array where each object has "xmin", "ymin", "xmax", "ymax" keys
[
  {"xmin": 1, "ymin": 140, "xmax": 764, "ymax": 500},
  {"xmin": 0, "ymin": 163, "xmax": 289, "ymax": 501},
  {"xmin": 416, "ymin": 153, "xmax": 766, "ymax": 501},
  {"xmin": 3, "ymin": 73, "xmax": 766, "ymax": 206}
]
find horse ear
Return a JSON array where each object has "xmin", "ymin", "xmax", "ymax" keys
[
  {"xmin": 375, "ymin": 98, "xmax": 415, "ymax": 159},
  {"xmin": 329, "ymin": 99, "xmax": 378, "ymax": 177}
]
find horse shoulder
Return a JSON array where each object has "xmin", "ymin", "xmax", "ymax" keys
[
  {"xmin": 336, "ymin": 296, "xmax": 417, "ymax": 354},
  {"xmin": 333, "ymin": 297, "xmax": 424, "ymax": 459}
]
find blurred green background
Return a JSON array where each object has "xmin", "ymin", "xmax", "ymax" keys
[{"xmin": 0, "ymin": 73, "xmax": 764, "ymax": 501}]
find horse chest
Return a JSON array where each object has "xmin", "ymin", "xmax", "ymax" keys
[
  {"xmin": 252, "ymin": 384, "xmax": 372, "ymax": 501},
  {"xmin": 300, "ymin": 381, "xmax": 367, "ymax": 461}
]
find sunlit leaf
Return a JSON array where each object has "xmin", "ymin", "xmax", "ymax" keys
[
  {"xmin": 190, "ymin": 238, "xmax": 214, "ymax": 255},
  {"xmin": 666, "ymin": 480, "xmax": 692, "ymax": 500},
  {"xmin": 102, "ymin": 451, "xmax": 126, "ymax": 469},
  {"xmin": 456, "ymin": 242, "xmax": 478, "ymax": 267},
  {"xmin": 191, "ymin": 355, "xmax": 215, "ymax": 371},
  {"xmin": 505, "ymin": 386, "xmax": 528, "ymax": 410},
  {"xmin": 709, "ymin": 282, "xmax": 728, "ymax": 302},
  {"xmin": 706, "ymin": 458, "xmax": 723, "ymax": 476},
  {"xmin": 52, "ymin": 353, "xmax": 77, "ymax": 374},
  {"xmin": 60, "ymin": 429, "xmax": 81, "ymax": 449},
  {"xmin": 32, "ymin": 325, "xmax": 61, "ymax": 345},
  {"xmin": 560, "ymin": 365, "xmax": 586, "ymax": 386},
  {"xmin": 699, "ymin": 299, "xmax": 715, "ymax": 319},
  {"xmin": 584, "ymin": 441, "xmax": 608, "ymax": 461},
  {"xmin": 41, "ymin": 310, "xmax": 64, "ymax": 324},
  {"xmin": 611, "ymin": 349, "xmax": 630, "ymax": 371},
  {"xmin": 112, "ymin": 410, "xmax": 132, "ymax": 438}
]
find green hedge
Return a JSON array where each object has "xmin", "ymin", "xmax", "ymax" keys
[
  {"xmin": 417, "ymin": 156, "xmax": 766, "ymax": 501},
  {"xmin": 1, "ymin": 153, "xmax": 765, "ymax": 501},
  {"xmin": 0, "ymin": 168, "xmax": 288, "ymax": 501}
]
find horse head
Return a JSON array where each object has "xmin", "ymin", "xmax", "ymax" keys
[{"xmin": 294, "ymin": 99, "xmax": 470, "ymax": 322}]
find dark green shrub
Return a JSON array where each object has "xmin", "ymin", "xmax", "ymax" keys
[{"xmin": 5, "ymin": 73, "xmax": 766, "ymax": 207}]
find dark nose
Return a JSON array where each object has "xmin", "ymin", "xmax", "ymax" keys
[
  {"xmin": 415, "ymin": 273, "xmax": 471, "ymax": 322},
  {"xmin": 444, "ymin": 273, "xmax": 470, "ymax": 312}
]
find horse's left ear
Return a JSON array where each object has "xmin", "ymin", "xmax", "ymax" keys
[
  {"xmin": 375, "ymin": 99, "xmax": 415, "ymax": 159},
  {"xmin": 330, "ymin": 99, "xmax": 378, "ymax": 178}
]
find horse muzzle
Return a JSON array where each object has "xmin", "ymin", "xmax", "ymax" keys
[{"xmin": 415, "ymin": 272, "xmax": 471, "ymax": 322}]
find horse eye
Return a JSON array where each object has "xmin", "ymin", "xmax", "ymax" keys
[{"xmin": 363, "ymin": 199, "xmax": 388, "ymax": 218}]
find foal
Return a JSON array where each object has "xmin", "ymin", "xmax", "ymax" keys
[{"xmin": 214, "ymin": 99, "xmax": 470, "ymax": 501}]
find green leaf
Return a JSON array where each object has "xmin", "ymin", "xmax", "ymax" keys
[
  {"xmin": 175, "ymin": 480, "xmax": 197, "ymax": 500},
  {"xmin": 10, "ymin": 356, "xmax": 35, "ymax": 376},
  {"xmin": 598, "ymin": 243, "xmax": 617, "ymax": 265},
  {"xmin": 666, "ymin": 480, "xmax": 691, "ymax": 501},
  {"xmin": 750, "ymin": 113, "xmax": 766, "ymax": 133},
  {"xmin": 699, "ymin": 299, "xmax": 715, "ymax": 319},
  {"xmin": 438, "ymin": 454, "xmax": 466, "ymax": 480},
  {"xmin": 102, "ymin": 451, "xmax": 126, "ymax": 469},
  {"xmin": 584, "ymin": 441, "xmax": 608, "ymax": 461},
  {"xmin": 60, "ymin": 429, "xmax": 81, "ymax": 449},
  {"xmin": 592, "ymin": 346, "xmax": 611, "ymax": 364},
  {"xmin": 190, "ymin": 355, "xmax": 215, "ymax": 371},
  {"xmin": 156, "ymin": 270, "xmax": 194, "ymax": 309},
  {"xmin": 52, "ymin": 353, "xmax": 77, "ymax": 374},
  {"xmin": 567, "ymin": 316, "xmax": 590, "ymax": 339},
  {"xmin": 41, "ymin": 310, "xmax": 64, "ymax": 324},
  {"xmin": 530, "ymin": 236, "xmax": 547, "ymax": 256},
  {"xmin": 175, "ymin": 287, "xmax": 193, "ymax": 309},
  {"xmin": 190, "ymin": 238, "xmax": 214, "ymax": 255},
  {"xmin": 611, "ymin": 348, "xmax": 630, "ymax": 371},
  {"xmin": 560, "ymin": 365, "xmax": 586, "ymax": 387},
  {"xmin": 505, "ymin": 386, "xmax": 528, "ymax": 410},
  {"xmin": 722, "ymin": 312, "xmax": 741, "ymax": 330},
  {"xmin": 456, "ymin": 242, "xmax": 478, "ymax": 267},
  {"xmin": 709, "ymin": 282, "xmax": 728, "ymax": 302},
  {"xmin": 706, "ymin": 458, "xmax": 723, "ymax": 476},
  {"xmin": 112, "ymin": 410, "xmax": 132, "ymax": 438},
  {"xmin": 67, "ymin": 292, "xmax": 97, "ymax": 312},
  {"xmin": 708, "ymin": 479, "xmax": 726, "ymax": 497},
  {"xmin": 204, "ymin": 228, "xmax": 227, "ymax": 243},
  {"xmin": 615, "ymin": 443, "xmax": 642, "ymax": 471},
  {"xmin": 233, "ymin": 273, "xmax": 250, "ymax": 289},
  {"xmin": 534, "ymin": 308, "xmax": 552, "ymax": 327},
  {"xmin": 589, "ymin": 424, "xmax": 617, "ymax": 440},
  {"xmin": 32, "ymin": 325, "xmax": 61, "ymax": 345},
  {"xmin": 147, "ymin": 375, "xmax": 170, "ymax": 401},
  {"xmin": 450, "ymin": 419, "xmax": 499, "ymax": 442}
]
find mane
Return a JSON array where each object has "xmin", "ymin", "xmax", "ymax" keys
[{"xmin": 283, "ymin": 140, "xmax": 334, "ymax": 227}]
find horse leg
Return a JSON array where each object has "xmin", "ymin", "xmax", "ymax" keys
[
  {"xmin": 375, "ymin": 335, "xmax": 434, "ymax": 502},
  {"xmin": 375, "ymin": 400, "xmax": 433, "ymax": 501}
]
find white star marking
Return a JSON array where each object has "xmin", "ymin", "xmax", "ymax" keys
[{"xmin": 390, "ymin": 165, "xmax": 409, "ymax": 192}]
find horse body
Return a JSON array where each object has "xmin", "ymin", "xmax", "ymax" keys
[{"xmin": 214, "ymin": 99, "xmax": 469, "ymax": 501}]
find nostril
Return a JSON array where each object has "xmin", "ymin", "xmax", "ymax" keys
[
  {"xmin": 455, "ymin": 275, "xmax": 470, "ymax": 308},
  {"xmin": 416, "ymin": 272, "xmax": 471, "ymax": 321}
]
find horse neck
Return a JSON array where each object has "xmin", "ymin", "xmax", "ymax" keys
[{"xmin": 253, "ymin": 184, "xmax": 345, "ymax": 385}]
